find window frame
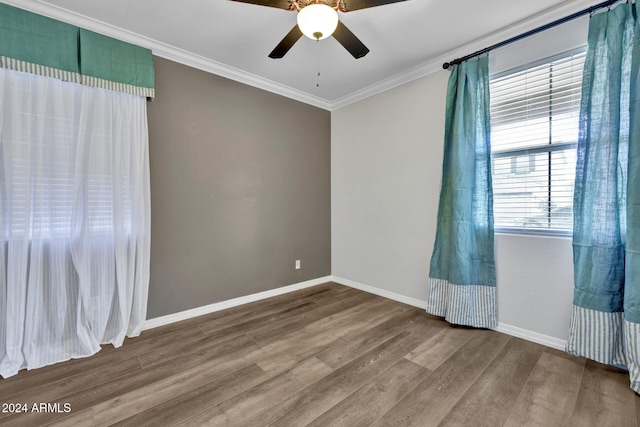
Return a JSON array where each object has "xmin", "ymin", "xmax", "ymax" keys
[{"xmin": 490, "ymin": 48, "xmax": 586, "ymax": 237}]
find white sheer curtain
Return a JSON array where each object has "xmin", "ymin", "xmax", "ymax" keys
[{"xmin": 0, "ymin": 68, "xmax": 150, "ymax": 378}]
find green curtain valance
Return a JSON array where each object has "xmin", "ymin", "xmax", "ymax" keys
[
  {"xmin": 0, "ymin": 3, "xmax": 79, "ymax": 73},
  {"xmin": 80, "ymin": 29, "xmax": 154, "ymax": 91},
  {"xmin": 0, "ymin": 4, "xmax": 154, "ymax": 98}
]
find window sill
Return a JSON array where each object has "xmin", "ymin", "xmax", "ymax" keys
[{"xmin": 495, "ymin": 228, "xmax": 572, "ymax": 240}]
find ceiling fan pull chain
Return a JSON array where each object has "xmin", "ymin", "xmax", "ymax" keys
[{"xmin": 316, "ymin": 39, "xmax": 321, "ymax": 88}]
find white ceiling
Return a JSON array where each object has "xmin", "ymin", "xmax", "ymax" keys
[{"xmin": 5, "ymin": 0, "xmax": 592, "ymax": 109}]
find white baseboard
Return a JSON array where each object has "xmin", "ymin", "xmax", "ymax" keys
[
  {"xmin": 331, "ymin": 275, "xmax": 567, "ymax": 352},
  {"xmin": 494, "ymin": 323, "xmax": 566, "ymax": 351},
  {"xmin": 143, "ymin": 274, "xmax": 568, "ymax": 352},
  {"xmin": 143, "ymin": 275, "xmax": 332, "ymax": 330},
  {"xmin": 330, "ymin": 276, "xmax": 426, "ymax": 309}
]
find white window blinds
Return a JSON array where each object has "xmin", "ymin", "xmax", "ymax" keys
[
  {"xmin": 2, "ymin": 70, "xmax": 134, "ymax": 241},
  {"xmin": 0, "ymin": 67, "xmax": 151, "ymax": 378},
  {"xmin": 490, "ymin": 51, "xmax": 586, "ymax": 234}
]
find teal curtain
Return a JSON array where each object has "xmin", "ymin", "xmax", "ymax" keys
[
  {"xmin": 566, "ymin": 2, "xmax": 640, "ymax": 394},
  {"xmin": 427, "ymin": 56, "xmax": 497, "ymax": 328}
]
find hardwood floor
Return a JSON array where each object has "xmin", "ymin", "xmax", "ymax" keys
[{"xmin": 0, "ymin": 282, "xmax": 638, "ymax": 426}]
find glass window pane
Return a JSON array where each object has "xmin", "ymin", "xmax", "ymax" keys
[{"xmin": 489, "ymin": 51, "xmax": 584, "ymax": 234}]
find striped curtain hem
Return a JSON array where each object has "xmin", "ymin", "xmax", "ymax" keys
[
  {"xmin": 625, "ymin": 320, "xmax": 640, "ymax": 393},
  {"xmin": 426, "ymin": 278, "xmax": 497, "ymax": 328},
  {"xmin": 0, "ymin": 56, "xmax": 81, "ymax": 84},
  {"xmin": 80, "ymin": 75, "xmax": 154, "ymax": 99},
  {"xmin": 565, "ymin": 305, "xmax": 626, "ymax": 366},
  {"xmin": 0, "ymin": 56, "xmax": 154, "ymax": 99}
]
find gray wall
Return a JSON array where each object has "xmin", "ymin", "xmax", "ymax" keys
[{"xmin": 146, "ymin": 57, "xmax": 331, "ymax": 318}]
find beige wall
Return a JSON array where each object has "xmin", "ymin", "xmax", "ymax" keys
[{"xmin": 146, "ymin": 57, "xmax": 331, "ymax": 318}]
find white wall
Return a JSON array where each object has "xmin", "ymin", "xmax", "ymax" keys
[
  {"xmin": 332, "ymin": 71, "xmax": 448, "ymax": 303},
  {"xmin": 493, "ymin": 233, "xmax": 574, "ymax": 340},
  {"xmin": 332, "ymin": 17, "xmax": 588, "ymax": 344}
]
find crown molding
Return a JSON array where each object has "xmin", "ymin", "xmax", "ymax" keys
[
  {"xmin": 1, "ymin": 0, "xmax": 333, "ymax": 110},
  {"xmin": 151, "ymin": 48, "xmax": 333, "ymax": 110},
  {"xmin": 330, "ymin": 0, "xmax": 590, "ymax": 110},
  {"xmin": 3, "ymin": 0, "xmax": 590, "ymax": 111},
  {"xmin": 330, "ymin": 56, "xmax": 446, "ymax": 110}
]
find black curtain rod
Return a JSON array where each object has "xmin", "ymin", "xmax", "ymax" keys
[{"xmin": 442, "ymin": 0, "xmax": 621, "ymax": 69}]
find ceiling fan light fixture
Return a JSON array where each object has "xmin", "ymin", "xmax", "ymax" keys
[{"xmin": 296, "ymin": 4, "xmax": 339, "ymax": 41}]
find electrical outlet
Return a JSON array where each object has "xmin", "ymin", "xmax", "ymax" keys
[{"xmin": 295, "ymin": 260, "xmax": 301, "ymax": 270}]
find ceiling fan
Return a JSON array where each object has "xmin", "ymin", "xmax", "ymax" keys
[{"xmin": 229, "ymin": 0, "xmax": 409, "ymax": 59}]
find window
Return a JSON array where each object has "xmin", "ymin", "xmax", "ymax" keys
[
  {"xmin": 0, "ymin": 67, "xmax": 151, "ymax": 378},
  {"xmin": 490, "ymin": 51, "xmax": 586, "ymax": 234},
  {"xmin": 1, "ymin": 70, "xmax": 137, "ymax": 241}
]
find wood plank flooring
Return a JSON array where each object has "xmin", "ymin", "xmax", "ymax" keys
[{"xmin": 0, "ymin": 282, "xmax": 638, "ymax": 426}]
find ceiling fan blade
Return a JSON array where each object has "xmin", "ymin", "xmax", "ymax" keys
[
  {"xmin": 269, "ymin": 25, "xmax": 304, "ymax": 59},
  {"xmin": 342, "ymin": 0, "xmax": 409, "ymax": 11},
  {"xmin": 333, "ymin": 21, "xmax": 369, "ymax": 59},
  {"xmin": 228, "ymin": 0, "xmax": 292, "ymax": 10}
]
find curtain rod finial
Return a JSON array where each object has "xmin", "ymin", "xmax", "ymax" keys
[{"xmin": 443, "ymin": 62, "xmax": 450, "ymax": 70}]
